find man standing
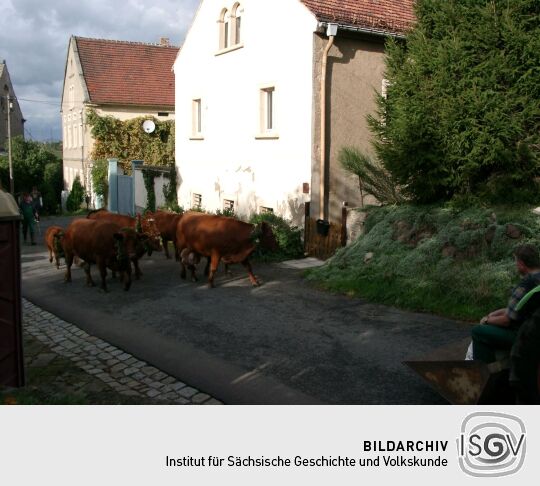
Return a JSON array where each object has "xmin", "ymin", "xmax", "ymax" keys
[
  {"xmin": 31, "ymin": 185, "xmax": 42, "ymax": 220},
  {"xmin": 472, "ymin": 245, "xmax": 540, "ymax": 363},
  {"xmin": 20, "ymin": 192, "xmax": 38, "ymax": 245}
]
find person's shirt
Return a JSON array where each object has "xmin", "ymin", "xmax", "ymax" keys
[
  {"xmin": 507, "ymin": 271, "xmax": 540, "ymax": 327},
  {"xmin": 31, "ymin": 192, "xmax": 42, "ymax": 211},
  {"xmin": 20, "ymin": 200, "xmax": 35, "ymax": 220}
]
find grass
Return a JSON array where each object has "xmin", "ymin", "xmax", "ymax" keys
[{"xmin": 306, "ymin": 204, "xmax": 540, "ymax": 321}]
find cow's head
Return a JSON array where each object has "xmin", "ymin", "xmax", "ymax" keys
[
  {"xmin": 138, "ymin": 213, "xmax": 162, "ymax": 255},
  {"xmin": 259, "ymin": 222, "xmax": 279, "ymax": 252},
  {"xmin": 113, "ymin": 229, "xmax": 139, "ymax": 290},
  {"xmin": 53, "ymin": 231, "xmax": 65, "ymax": 257}
]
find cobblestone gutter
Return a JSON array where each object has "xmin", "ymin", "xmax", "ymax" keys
[{"xmin": 21, "ymin": 299, "xmax": 223, "ymax": 405}]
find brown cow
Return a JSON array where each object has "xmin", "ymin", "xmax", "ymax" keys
[
  {"xmin": 148, "ymin": 210, "xmax": 183, "ymax": 260},
  {"xmin": 87, "ymin": 209, "xmax": 161, "ymax": 278},
  {"xmin": 44, "ymin": 225, "xmax": 64, "ymax": 269},
  {"xmin": 176, "ymin": 212, "xmax": 278, "ymax": 287},
  {"xmin": 63, "ymin": 219, "xmax": 147, "ymax": 292}
]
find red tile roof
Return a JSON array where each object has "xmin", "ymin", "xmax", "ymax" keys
[
  {"xmin": 75, "ymin": 37, "xmax": 179, "ymax": 107},
  {"xmin": 301, "ymin": 0, "xmax": 415, "ymax": 35}
]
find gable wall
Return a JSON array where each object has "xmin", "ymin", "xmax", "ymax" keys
[
  {"xmin": 61, "ymin": 39, "xmax": 91, "ymax": 191},
  {"xmin": 0, "ymin": 65, "xmax": 25, "ymax": 152},
  {"xmin": 174, "ymin": 0, "xmax": 317, "ymax": 224}
]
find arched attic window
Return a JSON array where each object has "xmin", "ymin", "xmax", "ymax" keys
[
  {"xmin": 231, "ymin": 3, "xmax": 242, "ymax": 45},
  {"xmin": 218, "ymin": 8, "xmax": 230, "ymax": 50}
]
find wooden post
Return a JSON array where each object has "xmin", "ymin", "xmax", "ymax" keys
[
  {"xmin": 304, "ymin": 201, "xmax": 311, "ymax": 255},
  {"xmin": 341, "ymin": 201, "xmax": 348, "ymax": 247}
]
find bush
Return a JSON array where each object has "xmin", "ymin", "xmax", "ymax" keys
[
  {"xmin": 162, "ymin": 166, "xmax": 180, "ymax": 211},
  {"xmin": 0, "ymin": 137, "xmax": 61, "ymax": 206},
  {"xmin": 66, "ymin": 176, "xmax": 85, "ymax": 212},
  {"xmin": 41, "ymin": 161, "xmax": 63, "ymax": 214},
  {"xmin": 249, "ymin": 212, "xmax": 304, "ymax": 261},
  {"xmin": 339, "ymin": 146, "xmax": 404, "ymax": 204},
  {"xmin": 215, "ymin": 207, "xmax": 236, "ymax": 218},
  {"xmin": 91, "ymin": 159, "xmax": 109, "ymax": 206},
  {"xmin": 369, "ymin": 0, "xmax": 540, "ymax": 203}
]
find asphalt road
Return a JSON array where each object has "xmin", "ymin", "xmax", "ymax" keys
[{"xmin": 21, "ymin": 215, "xmax": 472, "ymax": 404}]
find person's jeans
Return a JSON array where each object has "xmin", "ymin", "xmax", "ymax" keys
[
  {"xmin": 22, "ymin": 218, "xmax": 35, "ymax": 243},
  {"xmin": 471, "ymin": 324, "xmax": 517, "ymax": 363}
]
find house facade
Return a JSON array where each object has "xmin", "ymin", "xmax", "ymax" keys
[
  {"xmin": 174, "ymin": 0, "xmax": 414, "ymax": 224},
  {"xmin": 60, "ymin": 36, "xmax": 179, "ymax": 195},
  {"xmin": 0, "ymin": 60, "xmax": 25, "ymax": 152}
]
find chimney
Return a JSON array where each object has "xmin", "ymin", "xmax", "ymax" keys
[{"xmin": 160, "ymin": 37, "xmax": 170, "ymax": 46}]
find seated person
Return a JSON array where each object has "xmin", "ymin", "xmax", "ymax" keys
[
  {"xmin": 510, "ymin": 307, "xmax": 540, "ymax": 404},
  {"xmin": 472, "ymin": 244, "xmax": 540, "ymax": 363}
]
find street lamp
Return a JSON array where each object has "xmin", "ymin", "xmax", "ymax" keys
[{"xmin": 3, "ymin": 85, "xmax": 14, "ymax": 195}]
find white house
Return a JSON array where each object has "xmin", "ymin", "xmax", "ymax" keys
[
  {"xmin": 61, "ymin": 36, "xmax": 179, "ymax": 195},
  {"xmin": 174, "ymin": 0, "xmax": 414, "ymax": 225}
]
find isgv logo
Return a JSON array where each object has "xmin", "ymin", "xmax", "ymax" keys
[{"xmin": 457, "ymin": 412, "xmax": 526, "ymax": 477}]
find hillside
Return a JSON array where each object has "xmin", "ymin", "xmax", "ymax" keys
[{"xmin": 307, "ymin": 205, "xmax": 540, "ymax": 320}]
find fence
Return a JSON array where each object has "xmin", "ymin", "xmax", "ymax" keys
[{"xmin": 303, "ymin": 202, "xmax": 348, "ymax": 260}]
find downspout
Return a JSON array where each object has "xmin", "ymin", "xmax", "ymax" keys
[{"xmin": 319, "ymin": 23, "xmax": 337, "ymax": 220}]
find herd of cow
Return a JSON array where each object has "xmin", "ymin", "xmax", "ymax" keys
[{"xmin": 43, "ymin": 209, "xmax": 279, "ymax": 292}]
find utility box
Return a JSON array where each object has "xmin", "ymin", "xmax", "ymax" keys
[{"xmin": 0, "ymin": 190, "xmax": 25, "ymax": 388}]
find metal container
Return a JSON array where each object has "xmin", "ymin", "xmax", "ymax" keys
[{"xmin": 0, "ymin": 190, "xmax": 24, "ymax": 387}]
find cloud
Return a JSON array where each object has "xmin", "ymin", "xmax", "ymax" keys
[{"xmin": 0, "ymin": 0, "xmax": 199, "ymax": 141}]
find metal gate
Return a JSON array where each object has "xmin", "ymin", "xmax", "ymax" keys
[
  {"xmin": 117, "ymin": 175, "xmax": 134, "ymax": 215},
  {"xmin": 107, "ymin": 158, "xmax": 137, "ymax": 216},
  {"xmin": 303, "ymin": 201, "xmax": 348, "ymax": 260}
]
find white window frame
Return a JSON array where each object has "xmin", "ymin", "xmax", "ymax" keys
[
  {"xmin": 256, "ymin": 85, "xmax": 278, "ymax": 139},
  {"xmin": 69, "ymin": 85, "xmax": 75, "ymax": 109},
  {"xmin": 232, "ymin": 3, "xmax": 242, "ymax": 45},
  {"xmin": 216, "ymin": 5, "xmax": 244, "ymax": 56},
  {"xmin": 192, "ymin": 193, "xmax": 202, "ymax": 208},
  {"xmin": 191, "ymin": 98, "xmax": 203, "ymax": 139},
  {"xmin": 73, "ymin": 121, "xmax": 78, "ymax": 148}
]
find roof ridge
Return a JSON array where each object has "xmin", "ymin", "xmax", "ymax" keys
[{"xmin": 74, "ymin": 36, "xmax": 179, "ymax": 49}]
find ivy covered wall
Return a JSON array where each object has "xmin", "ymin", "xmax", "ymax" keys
[{"xmin": 86, "ymin": 109, "xmax": 175, "ymax": 171}]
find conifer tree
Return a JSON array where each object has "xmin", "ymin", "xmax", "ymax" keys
[{"xmin": 369, "ymin": 0, "xmax": 540, "ymax": 203}]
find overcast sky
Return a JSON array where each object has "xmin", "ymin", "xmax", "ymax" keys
[{"xmin": 0, "ymin": 0, "xmax": 199, "ymax": 142}]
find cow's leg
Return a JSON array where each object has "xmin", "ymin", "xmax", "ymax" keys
[
  {"xmin": 98, "ymin": 260, "xmax": 108, "ymax": 292},
  {"xmin": 54, "ymin": 252, "xmax": 60, "ymax": 269},
  {"xmin": 179, "ymin": 247, "xmax": 187, "ymax": 279},
  {"xmin": 174, "ymin": 242, "xmax": 180, "ymax": 262},
  {"xmin": 84, "ymin": 262, "xmax": 96, "ymax": 287},
  {"xmin": 64, "ymin": 251, "xmax": 73, "ymax": 283},
  {"xmin": 164, "ymin": 238, "xmax": 171, "ymax": 259},
  {"xmin": 132, "ymin": 257, "xmax": 142, "ymax": 279},
  {"xmin": 242, "ymin": 259, "xmax": 260, "ymax": 287},
  {"xmin": 208, "ymin": 253, "xmax": 221, "ymax": 288},
  {"xmin": 189, "ymin": 264, "xmax": 198, "ymax": 282},
  {"xmin": 48, "ymin": 247, "xmax": 53, "ymax": 264},
  {"xmin": 122, "ymin": 264, "xmax": 132, "ymax": 291},
  {"xmin": 204, "ymin": 257, "xmax": 210, "ymax": 276}
]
